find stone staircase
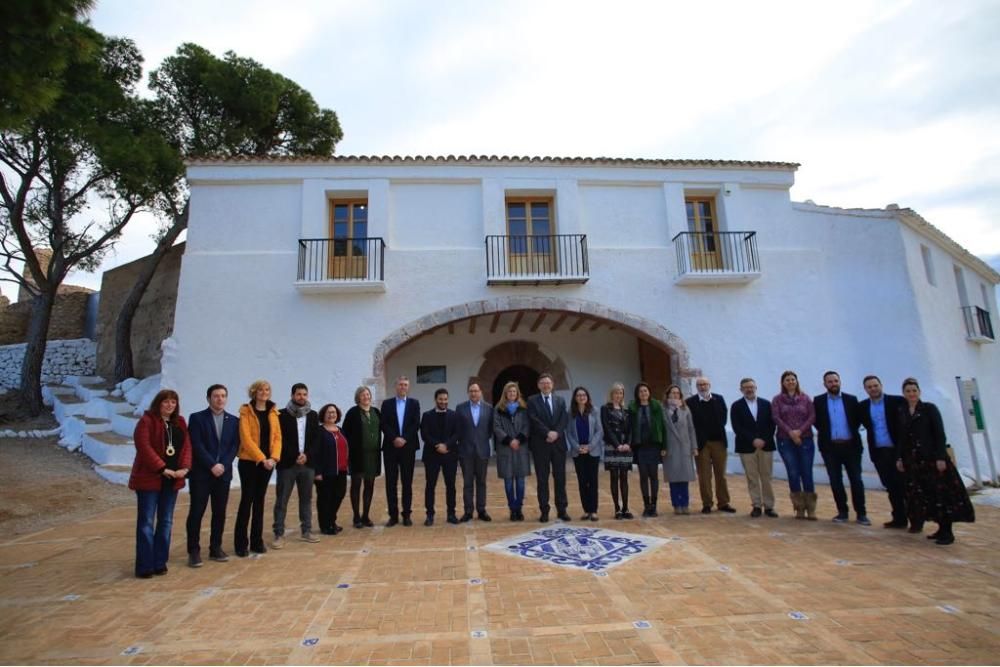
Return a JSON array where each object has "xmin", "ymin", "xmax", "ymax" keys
[{"xmin": 44, "ymin": 374, "xmax": 162, "ymax": 486}]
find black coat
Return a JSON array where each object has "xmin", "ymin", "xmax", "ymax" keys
[
  {"xmin": 342, "ymin": 405, "xmax": 382, "ymax": 476},
  {"xmin": 814, "ymin": 392, "xmax": 863, "ymax": 451},
  {"xmin": 419, "ymin": 408, "xmax": 459, "ymax": 461},
  {"xmin": 380, "ymin": 396, "xmax": 421, "ymax": 451},
  {"xmin": 314, "ymin": 428, "xmax": 347, "ymax": 478},
  {"xmin": 526, "ymin": 393, "xmax": 569, "ymax": 449},
  {"xmin": 858, "ymin": 394, "xmax": 906, "ymax": 464},
  {"xmin": 729, "ymin": 397, "xmax": 776, "ymax": 454},
  {"xmin": 898, "ymin": 400, "xmax": 948, "ymax": 462},
  {"xmin": 685, "ymin": 393, "xmax": 728, "ymax": 449},
  {"xmin": 276, "ymin": 408, "xmax": 321, "ymax": 469}
]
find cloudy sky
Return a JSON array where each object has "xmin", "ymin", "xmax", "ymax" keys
[{"xmin": 8, "ymin": 0, "xmax": 999, "ymax": 295}]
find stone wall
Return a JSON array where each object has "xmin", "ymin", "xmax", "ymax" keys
[
  {"xmin": 0, "ymin": 291, "xmax": 92, "ymax": 345},
  {"xmin": 0, "ymin": 338, "xmax": 97, "ymax": 389},
  {"xmin": 95, "ymin": 242, "xmax": 184, "ymax": 379}
]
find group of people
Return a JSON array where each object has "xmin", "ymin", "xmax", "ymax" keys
[{"xmin": 127, "ymin": 370, "xmax": 975, "ymax": 579}]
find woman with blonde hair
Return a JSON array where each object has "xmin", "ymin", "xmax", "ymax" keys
[
  {"xmin": 342, "ymin": 385, "xmax": 382, "ymax": 528},
  {"xmin": 601, "ymin": 382, "xmax": 633, "ymax": 519},
  {"xmin": 234, "ymin": 380, "xmax": 281, "ymax": 557},
  {"xmin": 493, "ymin": 381, "xmax": 532, "ymax": 521},
  {"xmin": 662, "ymin": 385, "xmax": 698, "ymax": 515}
]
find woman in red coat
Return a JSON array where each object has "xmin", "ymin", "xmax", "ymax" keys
[{"xmin": 129, "ymin": 389, "xmax": 192, "ymax": 578}]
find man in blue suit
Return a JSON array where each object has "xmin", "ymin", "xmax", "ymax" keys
[
  {"xmin": 186, "ymin": 384, "xmax": 240, "ymax": 567},
  {"xmin": 455, "ymin": 381, "xmax": 495, "ymax": 522},
  {"xmin": 380, "ymin": 375, "xmax": 421, "ymax": 526}
]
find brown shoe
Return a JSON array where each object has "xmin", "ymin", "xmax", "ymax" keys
[
  {"xmin": 271, "ymin": 536, "xmax": 285, "ymax": 550},
  {"xmin": 299, "ymin": 533, "xmax": 320, "ymax": 543}
]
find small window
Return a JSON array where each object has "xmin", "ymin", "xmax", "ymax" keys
[
  {"xmin": 416, "ymin": 366, "xmax": 447, "ymax": 384},
  {"xmin": 328, "ymin": 199, "xmax": 369, "ymax": 278},
  {"xmin": 505, "ymin": 197, "xmax": 555, "ymax": 271},
  {"xmin": 685, "ymin": 196, "xmax": 720, "ymax": 269},
  {"xmin": 920, "ymin": 245, "xmax": 936, "ymax": 286}
]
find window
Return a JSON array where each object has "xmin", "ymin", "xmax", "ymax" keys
[
  {"xmin": 920, "ymin": 245, "xmax": 936, "ymax": 286},
  {"xmin": 953, "ymin": 265, "xmax": 969, "ymax": 306},
  {"xmin": 505, "ymin": 197, "xmax": 555, "ymax": 271},
  {"xmin": 416, "ymin": 366, "xmax": 447, "ymax": 384},
  {"xmin": 329, "ymin": 199, "xmax": 368, "ymax": 278},
  {"xmin": 685, "ymin": 196, "xmax": 721, "ymax": 269},
  {"xmin": 981, "ymin": 283, "xmax": 992, "ymax": 312}
]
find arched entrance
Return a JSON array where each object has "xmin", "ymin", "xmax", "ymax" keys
[{"xmin": 491, "ymin": 364, "xmax": 540, "ymax": 404}]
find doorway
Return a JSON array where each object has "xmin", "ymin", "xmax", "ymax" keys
[{"xmin": 492, "ymin": 364, "xmax": 540, "ymax": 404}]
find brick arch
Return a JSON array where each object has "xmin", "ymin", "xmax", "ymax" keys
[
  {"xmin": 472, "ymin": 341, "xmax": 570, "ymax": 397},
  {"xmin": 370, "ymin": 296, "xmax": 694, "ymax": 396}
]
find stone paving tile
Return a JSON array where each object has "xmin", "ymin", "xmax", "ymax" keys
[{"xmin": 1, "ymin": 470, "xmax": 998, "ymax": 665}]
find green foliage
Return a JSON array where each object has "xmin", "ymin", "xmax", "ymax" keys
[
  {"xmin": 0, "ymin": 0, "xmax": 98, "ymax": 130},
  {"xmin": 150, "ymin": 43, "xmax": 343, "ymax": 158}
]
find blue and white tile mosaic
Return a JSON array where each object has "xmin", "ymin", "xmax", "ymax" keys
[{"xmin": 483, "ymin": 526, "xmax": 668, "ymax": 572}]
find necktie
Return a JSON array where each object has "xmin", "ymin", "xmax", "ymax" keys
[{"xmin": 545, "ymin": 395, "xmax": 552, "ymax": 416}]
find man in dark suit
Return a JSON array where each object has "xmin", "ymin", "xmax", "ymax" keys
[
  {"xmin": 186, "ymin": 384, "xmax": 240, "ymax": 567},
  {"xmin": 814, "ymin": 370, "xmax": 869, "ymax": 525},
  {"xmin": 420, "ymin": 388, "xmax": 460, "ymax": 526},
  {"xmin": 455, "ymin": 381, "xmax": 495, "ymax": 522},
  {"xmin": 380, "ymin": 375, "xmax": 421, "ymax": 526},
  {"xmin": 527, "ymin": 372, "xmax": 571, "ymax": 522},
  {"xmin": 687, "ymin": 376, "xmax": 736, "ymax": 514},
  {"xmin": 729, "ymin": 378, "xmax": 778, "ymax": 518},
  {"xmin": 858, "ymin": 375, "xmax": 907, "ymax": 528},
  {"xmin": 273, "ymin": 383, "xmax": 321, "ymax": 548}
]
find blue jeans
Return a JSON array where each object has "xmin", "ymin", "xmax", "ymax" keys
[
  {"xmin": 503, "ymin": 477, "xmax": 525, "ymax": 510},
  {"xmin": 669, "ymin": 481, "xmax": 689, "ymax": 508},
  {"xmin": 135, "ymin": 485, "xmax": 179, "ymax": 575},
  {"xmin": 777, "ymin": 437, "xmax": 815, "ymax": 493}
]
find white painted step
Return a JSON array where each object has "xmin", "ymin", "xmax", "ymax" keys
[
  {"xmin": 89, "ymin": 396, "xmax": 135, "ymax": 419},
  {"xmin": 81, "ymin": 431, "xmax": 135, "ymax": 466},
  {"xmin": 95, "ymin": 464, "xmax": 131, "ymax": 486},
  {"xmin": 64, "ymin": 375, "xmax": 106, "ymax": 387},
  {"xmin": 52, "ymin": 393, "xmax": 88, "ymax": 422},
  {"xmin": 112, "ymin": 413, "xmax": 139, "ymax": 438},
  {"xmin": 75, "ymin": 385, "xmax": 109, "ymax": 401},
  {"xmin": 63, "ymin": 415, "xmax": 112, "ymax": 434}
]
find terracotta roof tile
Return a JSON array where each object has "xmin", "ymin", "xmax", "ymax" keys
[{"xmin": 186, "ymin": 154, "xmax": 799, "ymax": 170}]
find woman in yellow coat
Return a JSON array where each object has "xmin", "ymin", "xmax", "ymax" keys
[{"xmin": 234, "ymin": 379, "xmax": 282, "ymax": 557}]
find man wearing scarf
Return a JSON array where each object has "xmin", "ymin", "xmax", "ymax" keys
[{"xmin": 273, "ymin": 383, "xmax": 322, "ymax": 547}]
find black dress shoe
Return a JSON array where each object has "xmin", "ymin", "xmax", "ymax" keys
[
  {"xmin": 209, "ymin": 549, "xmax": 229, "ymax": 562},
  {"xmin": 402, "ymin": 516, "xmax": 413, "ymax": 527},
  {"xmin": 539, "ymin": 512, "xmax": 549, "ymax": 523},
  {"xmin": 884, "ymin": 521, "xmax": 908, "ymax": 529},
  {"xmin": 354, "ymin": 520, "xmax": 364, "ymax": 529},
  {"xmin": 926, "ymin": 531, "xmax": 941, "ymax": 540},
  {"xmin": 135, "ymin": 571, "xmax": 154, "ymax": 579},
  {"xmin": 362, "ymin": 518, "xmax": 374, "ymax": 528},
  {"xmin": 719, "ymin": 505, "xmax": 737, "ymax": 513},
  {"xmin": 478, "ymin": 511, "xmax": 492, "ymax": 522},
  {"xmin": 510, "ymin": 511, "xmax": 518, "ymax": 521},
  {"xmin": 447, "ymin": 514, "xmax": 459, "ymax": 525},
  {"xmin": 386, "ymin": 517, "xmax": 399, "ymax": 527},
  {"xmin": 424, "ymin": 516, "xmax": 434, "ymax": 526},
  {"xmin": 908, "ymin": 524, "xmax": 924, "ymax": 534},
  {"xmin": 764, "ymin": 508, "xmax": 779, "ymax": 518},
  {"xmin": 332, "ymin": 525, "xmax": 343, "ymax": 535},
  {"xmin": 750, "ymin": 507, "xmax": 763, "ymax": 518},
  {"xmin": 321, "ymin": 528, "xmax": 335, "ymax": 535},
  {"xmin": 459, "ymin": 513, "xmax": 473, "ymax": 523},
  {"xmin": 187, "ymin": 553, "xmax": 203, "ymax": 568},
  {"xmin": 935, "ymin": 534, "xmax": 955, "ymax": 545},
  {"xmin": 557, "ymin": 512, "xmax": 572, "ymax": 521},
  {"xmin": 649, "ymin": 509, "xmax": 658, "ymax": 517},
  {"xmin": 589, "ymin": 514, "xmax": 599, "ymax": 522},
  {"xmin": 235, "ymin": 549, "xmax": 249, "ymax": 558},
  {"xmin": 701, "ymin": 506, "xmax": 712, "ymax": 514},
  {"xmin": 516, "ymin": 510, "xmax": 525, "ymax": 521},
  {"xmin": 614, "ymin": 511, "xmax": 623, "ymax": 520},
  {"xmin": 580, "ymin": 513, "xmax": 591, "ymax": 521},
  {"xmin": 153, "ymin": 567, "xmax": 168, "ymax": 576},
  {"xmin": 250, "ymin": 544, "xmax": 267, "ymax": 554}
]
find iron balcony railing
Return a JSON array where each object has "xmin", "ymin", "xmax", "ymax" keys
[
  {"xmin": 485, "ymin": 234, "xmax": 589, "ymax": 284},
  {"xmin": 673, "ymin": 230, "xmax": 760, "ymax": 275},
  {"xmin": 297, "ymin": 237, "xmax": 385, "ymax": 282},
  {"xmin": 962, "ymin": 305, "xmax": 995, "ymax": 341}
]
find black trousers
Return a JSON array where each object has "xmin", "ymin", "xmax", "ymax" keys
[
  {"xmin": 638, "ymin": 462, "xmax": 659, "ymax": 507},
  {"xmin": 461, "ymin": 455, "xmax": 489, "ymax": 515},
  {"xmin": 315, "ymin": 475, "xmax": 347, "ymax": 532},
  {"xmin": 573, "ymin": 455, "xmax": 600, "ymax": 513},
  {"xmin": 234, "ymin": 460, "xmax": 273, "ymax": 551},
  {"xmin": 821, "ymin": 443, "xmax": 867, "ymax": 516},
  {"xmin": 871, "ymin": 446, "xmax": 906, "ymax": 523},
  {"xmin": 383, "ymin": 446, "xmax": 416, "ymax": 518},
  {"xmin": 186, "ymin": 472, "xmax": 230, "ymax": 554},
  {"xmin": 424, "ymin": 454, "xmax": 458, "ymax": 516},
  {"xmin": 531, "ymin": 442, "xmax": 568, "ymax": 514}
]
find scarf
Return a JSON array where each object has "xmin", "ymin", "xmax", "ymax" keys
[
  {"xmin": 285, "ymin": 399, "xmax": 312, "ymax": 418},
  {"xmin": 506, "ymin": 401, "xmax": 519, "ymax": 415}
]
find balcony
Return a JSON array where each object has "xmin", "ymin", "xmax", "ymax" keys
[
  {"xmin": 672, "ymin": 231, "xmax": 761, "ymax": 284},
  {"xmin": 294, "ymin": 237, "xmax": 386, "ymax": 293},
  {"xmin": 486, "ymin": 234, "xmax": 589, "ymax": 285},
  {"xmin": 962, "ymin": 305, "xmax": 995, "ymax": 343}
]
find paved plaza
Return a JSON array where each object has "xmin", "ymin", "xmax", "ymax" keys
[{"xmin": 1, "ymin": 469, "xmax": 998, "ymax": 665}]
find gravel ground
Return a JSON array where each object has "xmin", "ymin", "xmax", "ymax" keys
[{"xmin": 0, "ymin": 410, "xmax": 133, "ymax": 536}]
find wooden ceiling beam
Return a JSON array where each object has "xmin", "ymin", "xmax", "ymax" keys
[
  {"xmin": 510, "ymin": 311, "xmax": 524, "ymax": 333},
  {"xmin": 550, "ymin": 313, "xmax": 569, "ymax": 332},
  {"xmin": 530, "ymin": 312, "xmax": 547, "ymax": 332},
  {"xmin": 489, "ymin": 312, "xmax": 501, "ymax": 333},
  {"xmin": 569, "ymin": 316, "xmax": 588, "ymax": 332}
]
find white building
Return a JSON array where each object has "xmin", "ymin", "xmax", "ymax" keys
[{"xmin": 166, "ymin": 155, "xmax": 999, "ymax": 477}]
